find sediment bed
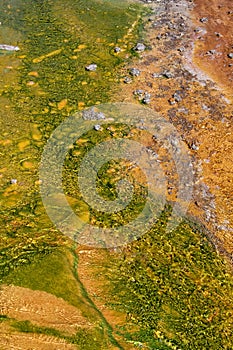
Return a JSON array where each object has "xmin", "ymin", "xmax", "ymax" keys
[{"xmin": 116, "ymin": 0, "xmax": 233, "ymax": 260}]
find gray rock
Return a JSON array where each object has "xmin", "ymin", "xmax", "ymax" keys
[
  {"xmin": 85, "ymin": 64, "xmax": 97, "ymax": 71},
  {"xmin": 173, "ymin": 92, "xmax": 183, "ymax": 102},
  {"xmin": 227, "ymin": 53, "xmax": 233, "ymax": 59},
  {"xmin": 163, "ymin": 71, "xmax": 174, "ymax": 79},
  {"xmin": 10, "ymin": 179, "xmax": 17, "ymax": 184},
  {"xmin": 129, "ymin": 68, "xmax": 141, "ymax": 77},
  {"xmin": 190, "ymin": 143, "xmax": 199, "ymax": 151},
  {"xmin": 114, "ymin": 47, "xmax": 121, "ymax": 53},
  {"xmin": 169, "ymin": 99, "xmax": 176, "ymax": 106},
  {"xmin": 94, "ymin": 124, "xmax": 101, "ymax": 131},
  {"xmin": 177, "ymin": 47, "xmax": 185, "ymax": 53},
  {"xmin": 123, "ymin": 76, "xmax": 132, "ymax": 84},
  {"xmin": 206, "ymin": 49, "xmax": 216, "ymax": 55},
  {"xmin": 200, "ymin": 17, "xmax": 208, "ymax": 23},
  {"xmin": 152, "ymin": 72, "xmax": 162, "ymax": 78},
  {"xmin": 134, "ymin": 43, "xmax": 146, "ymax": 52},
  {"xmin": 134, "ymin": 89, "xmax": 144, "ymax": 96},
  {"xmin": 142, "ymin": 92, "xmax": 151, "ymax": 104},
  {"xmin": 0, "ymin": 44, "xmax": 20, "ymax": 51},
  {"xmin": 82, "ymin": 107, "xmax": 105, "ymax": 120},
  {"xmin": 194, "ymin": 27, "xmax": 205, "ymax": 33}
]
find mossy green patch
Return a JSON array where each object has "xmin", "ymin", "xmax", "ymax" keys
[
  {"xmin": 108, "ymin": 210, "xmax": 233, "ymax": 349},
  {"xmin": 11, "ymin": 319, "xmax": 110, "ymax": 349},
  {"xmin": 0, "ymin": 0, "xmax": 143, "ymax": 278},
  {"xmin": 1, "ymin": 248, "xmax": 87, "ymax": 311}
]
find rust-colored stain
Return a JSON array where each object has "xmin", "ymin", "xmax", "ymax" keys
[
  {"xmin": 192, "ymin": 0, "xmax": 233, "ymax": 98},
  {"xmin": 114, "ymin": 0, "xmax": 233, "ymax": 259}
]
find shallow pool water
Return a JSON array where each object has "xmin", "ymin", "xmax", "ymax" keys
[{"xmin": 0, "ymin": 0, "xmax": 143, "ymax": 274}]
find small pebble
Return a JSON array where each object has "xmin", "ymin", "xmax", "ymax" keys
[
  {"xmin": 142, "ymin": 92, "xmax": 151, "ymax": 104},
  {"xmin": 169, "ymin": 99, "xmax": 176, "ymax": 105},
  {"xmin": 129, "ymin": 68, "xmax": 141, "ymax": 77},
  {"xmin": 134, "ymin": 43, "xmax": 146, "ymax": 52},
  {"xmin": 191, "ymin": 143, "xmax": 199, "ymax": 151},
  {"xmin": 123, "ymin": 76, "xmax": 132, "ymax": 84},
  {"xmin": 114, "ymin": 47, "xmax": 121, "ymax": 53},
  {"xmin": 10, "ymin": 179, "xmax": 17, "ymax": 184},
  {"xmin": 200, "ymin": 17, "xmax": 208, "ymax": 23},
  {"xmin": 173, "ymin": 92, "xmax": 182, "ymax": 102},
  {"xmin": 163, "ymin": 71, "xmax": 174, "ymax": 79},
  {"xmin": 178, "ymin": 47, "xmax": 185, "ymax": 53},
  {"xmin": 94, "ymin": 124, "xmax": 101, "ymax": 131},
  {"xmin": 206, "ymin": 49, "xmax": 216, "ymax": 55},
  {"xmin": 227, "ymin": 53, "xmax": 233, "ymax": 59},
  {"xmin": 134, "ymin": 89, "xmax": 144, "ymax": 96},
  {"xmin": 85, "ymin": 64, "xmax": 97, "ymax": 71},
  {"xmin": 152, "ymin": 72, "xmax": 161, "ymax": 78}
]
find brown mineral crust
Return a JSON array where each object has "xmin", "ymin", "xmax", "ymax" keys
[
  {"xmin": 114, "ymin": 0, "xmax": 233, "ymax": 259},
  {"xmin": 192, "ymin": 0, "xmax": 233, "ymax": 99}
]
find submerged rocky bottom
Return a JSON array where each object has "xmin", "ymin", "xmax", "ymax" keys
[{"xmin": 0, "ymin": 0, "xmax": 233, "ymax": 349}]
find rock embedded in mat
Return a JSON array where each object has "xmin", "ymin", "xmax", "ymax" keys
[
  {"xmin": 129, "ymin": 68, "xmax": 141, "ymax": 77},
  {"xmin": 123, "ymin": 76, "xmax": 132, "ymax": 84},
  {"xmin": 0, "ymin": 44, "xmax": 20, "ymax": 51},
  {"xmin": 114, "ymin": 47, "xmax": 121, "ymax": 53},
  {"xmin": 10, "ymin": 179, "xmax": 17, "ymax": 184},
  {"xmin": 93, "ymin": 124, "xmax": 101, "ymax": 131},
  {"xmin": 134, "ymin": 42, "xmax": 146, "ymax": 52},
  {"xmin": 200, "ymin": 17, "xmax": 208, "ymax": 23},
  {"xmin": 142, "ymin": 92, "xmax": 151, "ymax": 104},
  {"xmin": 85, "ymin": 63, "xmax": 97, "ymax": 71}
]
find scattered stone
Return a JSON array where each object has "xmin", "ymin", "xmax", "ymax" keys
[
  {"xmin": 134, "ymin": 43, "xmax": 146, "ymax": 52},
  {"xmin": 152, "ymin": 72, "xmax": 161, "ymax": 78},
  {"xmin": 129, "ymin": 68, "xmax": 141, "ymax": 77},
  {"xmin": 178, "ymin": 107, "xmax": 189, "ymax": 114},
  {"xmin": 123, "ymin": 76, "xmax": 132, "ymax": 84},
  {"xmin": 173, "ymin": 91, "xmax": 183, "ymax": 102},
  {"xmin": 168, "ymin": 98, "xmax": 176, "ymax": 105},
  {"xmin": 82, "ymin": 107, "xmax": 105, "ymax": 120},
  {"xmin": 114, "ymin": 47, "xmax": 121, "ymax": 53},
  {"xmin": 85, "ymin": 64, "xmax": 97, "ymax": 71},
  {"xmin": 200, "ymin": 17, "xmax": 208, "ymax": 23},
  {"xmin": 227, "ymin": 53, "xmax": 233, "ymax": 59},
  {"xmin": 190, "ymin": 142, "xmax": 199, "ymax": 151},
  {"xmin": 206, "ymin": 49, "xmax": 216, "ymax": 55},
  {"xmin": 202, "ymin": 104, "xmax": 210, "ymax": 111},
  {"xmin": 194, "ymin": 27, "xmax": 205, "ymax": 33},
  {"xmin": 93, "ymin": 124, "xmax": 101, "ymax": 131},
  {"xmin": 0, "ymin": 44, "xmax": 20, "ymax": 51},
  {"xmin": 10, "ymin": 179, "xmax": 17, "ymax": 184},
  {"xmin": 163, "ymin": 71, "xmax": 174, "ymax": 79},
  {"xmin": 142, "ymin": 92, "xmax": 151, "ymax": 104},
  {"xmin": 177, "ymin": 47, "xmax": 185, "ymax": 53},
  {"xmin": 134, "ymin": 89, "xmax": 144, "ymax": 96}
]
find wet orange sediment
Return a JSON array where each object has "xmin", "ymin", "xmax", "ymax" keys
[
  {"xmin": 191, "ymin": 0, "xmax": 233, "ymax": 256},
  {"xmin": 113, "ymin": 0, "xmax": 233, "ymax": 259},
  {"xmin": 192, "ymin": 0, "xmax": 233, "ymax": 99}
]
